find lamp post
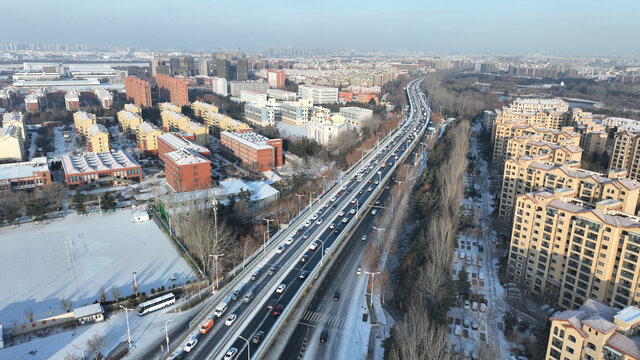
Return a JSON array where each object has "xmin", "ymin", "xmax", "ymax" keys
[
  {"xmin": 372, "ymin": 226, "xmax": 386, "ymax": 245},
  {"xmin": 295, "ymin": 194, "xmax": 304, "ymax": 214},
  {"xmin": 263, "ymin": 230, "xmax": 269, "ymax": 252},
  {"xmin": 164, "ymin": 319, "xmax": 174, "ymax": 353},
  {"xmin": 262, "ymin": 218, "xmax": 273, "ymax": 238},
  {"xmin": 119, "ymin": 305, "xmax": 132, "ymax": 349},
  {"xmin": 209, "ymin": 254, "xmax": 225, "ymax": 289},
  {"xmin": 364, "ymin": 271, "xmax": 381, "ymax": 307},
  {"xmin": 308, "ymin": 191, "xmax": 316, "ymax": 207},
  {"xmin": 238, "ymin": 335, "xmax": 251, "ymax": 360},
  {"xmin": 317, "ymin": 238, "xmax": 326, "ymax": 266}
]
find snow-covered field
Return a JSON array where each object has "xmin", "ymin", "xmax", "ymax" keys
[
  {"xmin": 0, "ymin": 210, "xmax": 196, "ymax": 326},
  {"xmin": 276, "ymin": 121, "xmax": 308, "ymax": 138}
]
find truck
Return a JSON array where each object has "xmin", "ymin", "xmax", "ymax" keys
[{"xmin": 200, "ymin": 318, "xmax": 214, "ymax": 334}]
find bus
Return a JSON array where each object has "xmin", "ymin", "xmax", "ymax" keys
[{"xmin": 137, "ymin": 293, "xmax": 175, "ymax": 316}]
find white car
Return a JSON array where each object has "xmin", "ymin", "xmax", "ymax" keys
[
  {"xmin": 285, "ymin": 236, "xmax": 294, "ymax": 245},
  {"xmin": 361, "ymin": 235, "xmax": 367, "ymax": 241},
  {"xmin": 276, "ymin": 283, "xmax": 287, "ymax": 294},
  {"xmin": 342, "ymin": 217, "xmax": 349, "ymax": 223},
  {"xmin": 330, "ymin": 196, "xmax": 337, "ymax": 202},
  {"xmin": 316, "ymin": 218, "xmax": 323, "ymax": 225},
  {"xmin": 224, "ymin": 348, "xmax": 238, "ymax": 360},
  {"xmin": 184, "ymin": 338, "xmax": 198, "ymax": 352},
  {"xmin": 356, "ymin": 267, "xmax": 362, "ymax": 275},
  {"xmin": 225, "ymin": 313, "xmax": 237, "ymax": 326},
  {"xmin": 367, "ymin": 187, "xmax": 373, "ymax": 192},
  {"xmin": 349, "ymin": 208, "xmax": 356, "ymax": 215},
  {"xmin": 374, "ymin": 180, "xmax": 379, "ymax": 185},
  {"xmin": 324, "ymin": 247, "xmax": 331, "ymax": 256},
  {"xmin": 311, "ymin": 213, "xmax": 319, "ymax": 220},
  {"xmin": 350, "ymin": 198, "xmax": 357, "ymax": 204},
  {"xmin": 338, "ymin": 211, "xmax": 345, "ymax": 217},
  {"xmin": 277, "ymin": 244, "xmax": 286, "ymax": 254},
  {"xmin": 310, "ymin": 241, "xmax": 319, "ymax": 251},
  {"xmin": 304, "ymin": 220, "xmax": 311, "ymax": 227}
]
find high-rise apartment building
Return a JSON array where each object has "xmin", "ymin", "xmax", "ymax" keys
[
  {"xmin": 155, "ymin": 74, "xmax": 189, "ymax": 106},
  {"xmin": 216, "ymin": 58, "xmax": 230, "ymax": 80},
  {"xmin": 267, "ymin": 70, "xmax": 285, "ymax": 88},
  {"xmin": 237, "ymin": 58, "xmax": 248, "ymax": 81},
  {"xmin": 505, "ymin": 136, "xmax": 583, "ymax": 166},
  {"xmin": 610, "ymin": 131, "xmax": 640, "ymax": 182},
  {"xmin": 124, "ymin": 76, "xmax": 152, "ymax": 107}
]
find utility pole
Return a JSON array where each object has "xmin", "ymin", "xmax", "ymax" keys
[
  {"xmin": 209, "ymin": 254, "xmax": 225, "ymax": 289},
  {"xmin": 365, "ymin": 271, "xmax": 381, "ymax": 307},
  {"xmin": 119, "ymin": 305, "xmax": 133, "ymax": 349},
  {"xmin": 308, "ymin": 191, "xmax": 316, "ymax": 207},
  {"xmin": 295, "ymin": 193, "xmax": 304, "ymax": 214},
  {"xmin": 263, "ymin": 218, "xmax": 273, "ymax": 247},
  {"xmin": 372, "ymin": 226, "xmax": 386, "ymax": 245},
  {"xmin": 164, "ymin": 319, "xmax": 174, "ymax": 353}
]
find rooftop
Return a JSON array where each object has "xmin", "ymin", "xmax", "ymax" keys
[
  {"xmin": 73, "ymin": 303, "xmax": 103, "ymax": 319},
  {"xmin": 165, "ymin": 149, "xmax": 210, "ymax": 166},
  {"xmin": 159, "ymin": 133, "xmax": 209, "ymax": 154},
  {"xmin": 221, "ymin": 131, "xmax": 273, "ymax": 150},
  {"xmin": 0, "ymin": 157, "xmax": 49, "ymax": 181},
  {"xmin": 62, "ymin": 150, "xmax": 140, "ymax": 175}
]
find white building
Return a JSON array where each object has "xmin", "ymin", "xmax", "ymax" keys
[
  {"xmin": 73, "ymin": 303, "xmax": 104, "ymax": 325},
  {"xmin": 280, "ymin": 99, "xmax": 313, "ymax": 126},
  {"xmin": 240, "ymin": 90, "xmax": 268, "ymax": 103},
  {"xmin": 298, "ymin": 84, "xmax": 338, "ymax": 104},
  {"xmin": 307, "ymin": 106, "xmax": 348, "ymax": 145},
  {"xmin": 245, "ymin": 100, "xmax": 281, "ymax": 127},
  {"xmin": 602, "ymin": 117, "xmax": 640, "ymax": 133},
  {"xmin": 267, "ymin": 89, "xmax": 297, "ymax": 101},
  {"xmin": 229, "ymin": 80, "xmax": 269, "ymax": 97},
  {"xmin": 212, "ymin": 76, "xmax": 228, "ymax": 96},
  {"xmin": 339, "ymin": 106, "xmax": 373, "ymax": 127},
  {"xmin": 93, "ymin": 88, "xmax": 113, "ymax": 109}
]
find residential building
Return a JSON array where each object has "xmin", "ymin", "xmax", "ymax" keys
[
  {"xmin": 117, "ymin": 110, "xmax": 143, "ymax": 135},
  {"xmin": 164, "ymin": 149, "xmax": 212, "ymax": 192},
  {"xmin": 93, "ymin": 88, "xmax": 113, "ymax": 109},
  {"xmin": 183, "ymin": 120, "xmax": 209, "ymax": 145},
  {"xmin": 240, "ymin": 90, "xmax": 267, "ymax": 103},
  {"xmin": 220, "ymin": 131, "xmax": 283, "ymax": 172},
  {"xmin": 545, "ymin": 300, "xmax": 640, "ymax": 360},
  {"xmin": 86, "ymin": 124, "xmax": 110, "ymax": 153},
  {"xmin": 0, "ymin": 126, "xmax": 24, "ymax": 162},
  {"xmin": 308, "ymin": 107, "xmax": 348, "ymax": 145},
  {"xmin": 191, "ymin": 101, "xmax": 219, "ymax": 119},
  {"xmin": 64, "ymin": 89, "xmax": 80, "ymax": 111},
  {"xmin": 244, "ymin": 101, "xmax": 280, "ymax": 127},
  {"xmin": 339, "ymin": 106, "xmax": 373, "ymax": 126},
  {"xmin": 610, "ymin": 131, "xmax": 640, "ymax": 182},
  {"xmin": 155, "ymin": 74, "xmax": 189, "ymax": 106},
  {"xmin": 158, "ymin": 132, "xmax": 210, "ymax": 164},
  {"xmin": 124, "ymin": 103, "xmax": 141, "ymax": 114},
  {"xmin": 213, "ymin": 113, "xmax": 252, "ymax": 132},
  {"xmin": 216, "ymin": 58, "xmax": 230, "ymax": 80},
  {"xmin": 229, "ymin": 80, "xmax": 269, "ymax": 97},
  {"xmin": 298, "ymin": 84, "xmax": 338, "ymax": 104},
  {"xmin": 505, "ymin": 136, "xmax": 583, "ymax": 166},
  {"xmin": 280, "ymin": 99, "xmax": 313, "ymax": 125},
  {"xmin": 581, "ymin": 131, "xmax": 608, "ymax": 155},
  {"xmin": 507, "ymin": 188, "xmax": 640, "ymax": 310},
  {"xmin": 212, "ymin": 76, "xmax": 228, "ymax": 96},
  {"xmin": 602, "ymin": 117, "xmax": 640, "ymax": 133},
  {"xmin": 124, "ymin": 76, "xmax": 152, "ymax": 107},
  {"xmin": 483, "ymin": 110, "xmax": 497, "ymax": 132},
  {"xmin": 25, "ymin": 92, "xmax": 45, "ymax": 112},
  {"xmin": 237, "ymin": 58, "xmax": 248, "ymax": 81},
  {"xmin": 73, "ymin": 111, "xmax": 96, "ymax": 135},
  {"xmin": 499, "ymin": 156, "xmax": 640, "ymax": 222},
  {"xmin": 159, "ymin": 102, "xmax": 181, "ymax": 114},
  {"xmin": 198, "ymin": 58, "xmax": 209, "ymax": 76},
  {"xmin": 136, "ymin": 121, "xmax": 162, "ymax": 153},
  {"xmin": 161, "ymin": 110, "xmax": 190, "ymax": 132},
  {"xmin": 267, "ymin": 89, "xmax": 296, "ymax": 101},
  {"xmin": 61, "ymin": 150, "xmax": 142, "ymax": 187},
  {"xmin": 0, "ymin": 157, "xmax": 51, "ymax": 191},
  {"xmin": 267, "ymin": 70, "xmax": 285, "ymax": 88},
  {"xmin": 3, "ymin": 112, "xmax": 25, "ymax": 140}
]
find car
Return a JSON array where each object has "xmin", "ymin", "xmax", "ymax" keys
[
  {"xmin": 350, "ymin": 198, "xmax": 357, "ymax": 204},
  {"xmin": 285, "ymin": 236, "xmax": 294, "ymax": 245},
  {"xmin": 367, "ymin": 187, "xmax": 373, "ymax": 192},
  {"xmin": 342, "ymin": 185, "xmax": 347, "ymax": 191},
  {"xmin": 368, "ymin": 180, "xmax": 373, "ymax": 184},
  {"xmin": 251, "ymin": 270, "xmax": 260, "ymax": 280},
  {"xmin": 349, "ymin": 208, "xmax": 356, "ymax": 215},
  {"xmin": 374, "ymin": 180, "xmax": 379, "ymax": 185},
  {"xmin": 371, "ymin": 209, "xmax": 378, "ymax": 215},
  {"xmin": 276, "ymin": 244, "xmax": 286, "ymax": 254},
  {"xmin": 324, "ymin": 202, "xmax": 330, "ymax": 208},
  {"xmin": 225, "ymin": 313, "xmax": 237, "ymax": 326},
  {"xmin": 310, "ymin": 241, "xmax": 319, "ymax": 250},
  {"xmin": 276, "ymin": 283, "xmax": 287, "ymax": 293},
  {"xmin": 272, "ymin": 304, "xmax": 284, "ymax": 316},
  {"xmin": 268, "ymin": 265, "xmax": 279, "ymax": 275},
  {"xmin": 311, "ymin": 213, "xmax": 319, "ymax": 220},
  {"xmin": 333, "ymin": 227, "xmax": 341, "ymax": 234},
  {"xmin": 252, "ymin": 331, "xmax": 265, "ymax": 344},
  {"xmin": 329, "ymin": 222, "xmax": 336, "ymax": 229},
  {"xmin": 200, "ymin": 318, "xmax": 214, "ymax": 334},
  {"xmin": 361, "ymin": 235, "xmax": 367, "ymax": 241},
  {"xmin": 478, "ymin": 245, "xmax": 484, "ymax": 253},
  {"xmin": 184, "ymin": 338, "xmax": 198, "ymax": 352},
  {"xmin": 356, "ymin": 267, "xmax": 362, "ymax": 275},
  {"xmin": 267, "ymin": 298, "xmax": 278, "ymax": 310},
  {"xmin": 330, "ymin": 196, "xmax": 336, "ymax": 202},
  {"xmin": 304, "ymin": 220, "xmax": 312, "ymax": 227},
  {"xmin": 316, "ymin": 218, "xmax": 323, "ymax": 225},
  {"xmin": 299, "ymin": 270, "xmax": 309, "ymax": 279},
  {"xmin": 224, "ymin": 347, "xmax": 238, "ymax": 360},
  {"xmin": 301, "ymin": 254, "xmax": 309, "ymax": 263},
  {"xmin": 320, "ymin": 330, "xmax": 328, "ymax": 343},
  {"xmin": 342, "ymin": 217, "xmax": 350, "ymax": 223},
  {"xmin": 303, "ymin": 230, "xmax": 311, "ymax": 239},
  {"xmin": 334, "ymin": 290, "xmax": 341, "ymax": 301},
  {"xmin": 463, "ymin": 318, "xmax": 470, "ymax": 328},
  {"xmin": 464, "ymin": 300, "xmax": 470, "ymax": 310},
  {"xmin": 374, "ymin": 200, "xmax": 380, "ymax": 206},
  {"xmin": 358, "ymin": 190, "xmax": 364, "ymax": 195},
  {"xmin": 231, "ymin": 287, "xmax": 243, "ymax": 301},
  {"xmin": 336, "ymin": 192, "xmax": 342, "ymax": 197},
  {"xmin": 324, "ymin": 247, "xmax": 331, "ymax": 256}
]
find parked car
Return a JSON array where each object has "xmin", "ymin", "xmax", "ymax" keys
[{"xmin": 356, "ymin": 267, "xmax": 362, "ymax": 275}]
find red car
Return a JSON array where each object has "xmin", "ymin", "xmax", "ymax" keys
[
  {"xmin": 272, "ymin": 304, "xmax": 284, "ymax": 316},
  {"xmin": 336, "ymin": 192, "xmax": 342, "ymax": 197}
]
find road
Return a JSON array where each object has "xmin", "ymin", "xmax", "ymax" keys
[{"xmin": 168, "ymin": 78, "xmax": 430, "ymax": 360}]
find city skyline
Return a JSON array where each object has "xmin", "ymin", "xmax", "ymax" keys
[{"xmin": 4, "ymin": 0, "xmax": 640, "ymax": 56}]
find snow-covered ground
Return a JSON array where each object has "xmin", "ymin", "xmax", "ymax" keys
[
  {"xmin": 276, "ymin": 121, "xmax": 308, "ymax": 138},
  {"xmin": 49, "ymin": 127, "xmax": 77, "ymax": 158},
  {"xmin": 0, "ymin": 210, "xmax": 196, "ymax": 326}
]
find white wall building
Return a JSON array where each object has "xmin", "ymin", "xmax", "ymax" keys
[
  {"xmin": 240, "ymin": 90, "xmax": 268, "ymax": 103},
  {"xmin": 339, "ymin": 106, "xmax": 373, "ymax": 127},
  {"xmin": 280, "ymin": 99, "xmax": 313, "ymax": 126},
  {"xmin": 212, "ymin": 76, "xmax": 228, "ymax": 96},
  {"xmin": 267, "ymin": 89, "xmax": 297, "ymax": 101},
  {"xmin": 307, "ymin": 106, "xmax": 347, "ymax": 145},
  {"xmin": 298, "ymin": 84, "xmax": 338, "ymax": 104}
]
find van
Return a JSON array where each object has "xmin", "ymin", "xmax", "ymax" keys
[
  {"xmin": 200, "ymin": 318, "xmax": 214, "ymax": 334},
  {"xmin": 214, "ymin": 302, "xmax": 228, "ymax": 318},
  {"xmin": 243, "ymin": 285, "xmax": 257, "ymax": 303}
]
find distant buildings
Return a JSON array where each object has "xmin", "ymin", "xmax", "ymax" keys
[
  {"xmin": 61, "ymin": 151, "xmax": 142, "ymax": 187},
  {"xmin": 237, "ymin": 58, "xmax": 248, "ymax": 81},
  {"xmin": 307, "ymin": 107, "xmax": 347, "ymax": 145},
  {"xmin": 280, "ymin": 99, "xmax": 313, "ymax": 126},
  {"xmin": 267, "ymin": 89, "xmax": 297, "ymax": 101},
  {"xmin": 25, "ymin": 90, "xmax": 46, "ymax": 112},
  {"xmin": 240, "ymin": 90, "xmax": 267, "ymax": 103},
  {"xmin": 211, "ymin": 77, "xmax": 228, "ymax": 96},
  {"xmin": 244, "ymin": 101, "xmax": 280, "ymax": 127},
  {"xmin": 64, "ymin": 89, "xmax": 80, "ymax": 111},
  {"xmin": 0, "ymin": 157, "xmax": 51, "ymax": 191},
  {"xmin": 216, "ymin": 58, "xmax": 230, "ymax": 80},
  {"xmin": 267, "ymin": 70, "xmax": 285, "ymax": 88},
  {"xmin": 229, "ymin": 80, "xmax": 269, "ymax": 97},
  {"xmin": 339, "ymin": 107, "xmax": 373, "ymax": 127},
  {"xmin": 93, "ymin": 88, "xmax": 113, "ymax": 109},
  {"xmin": 86, "ymin": 124, "xmax": 110, "ymax": 153},
  {"xmin": 125, "ymin": 76, "xmax": 152, "ymax": 107},
  {"xmin": 136, "ymin": 122, "xmax": 162, "ymax": 153},
  {"xmin": 220, "ymin": 131, "xmax": 283, "ymax": 172},
  {"xmin": 298, "ymin": 84, "xmax": 338, "ymax": 104},
  {"xmin": 155, "ymin": 74, "xmax": 189, "ymax": 106}
]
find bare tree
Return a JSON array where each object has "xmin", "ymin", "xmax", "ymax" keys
[
  {"xmin": 61, "ymin": 297, "xmax": 73, "ymax": 312},
  {"xmin": 24, "ymin": 308, "xmax": 34, "ymax": 322},
  {"xmin": 98, "ymin": 286, "xmax": 106, "ymax": 304},
  {"xmin": 111, "ymin": 287, "xmax": 121, "ymax": 306},
  {"xmin": 64, "ymin": 353, "xmax": 81, "ymax": 360},
  {"xmin": 86, "ymin": 332, "xmax": 107, "ymax": 359}
]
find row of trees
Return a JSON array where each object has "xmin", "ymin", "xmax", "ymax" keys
[
  {"xmin": 388, "ymin": 119, "xmax": 471, "ymax": 359},
  {"xmin": 421, "ymin": 71, "xmax": 485, "ymax": 117},
  {"xmin": 0, "ymin": 183, "xmax": 66, "ymax": 223}
]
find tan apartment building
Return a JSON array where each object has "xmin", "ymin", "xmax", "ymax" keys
[
  {"xmin": 117, "ymin": 110, "xmax": 143, "ymax": 135},
  {"xmin": 0, "ymin": 125, "xmax": 25, "ymax": 162},
  {"xmin": 507, "ymin": 188, "xmax": 640, "ymax": 311},
  {"xmin": 159, "ymin": 102, "xmax": 182, "ymax": 114},
  {"xmin": 161, "ymin": 110, "xmax": 190, "ymax": 133},
  {"xmin": 136, "ymin": 121, "xmax": 162, "ymax": 153},
  {"xmin": 183, "ymin": 121, "xmax": 209, "ymax": 146},
  {"xmin": 493, "ymin": 122, "xmax": 581, "ymax": 170},
  {"xmin": 73, "ymin": 111, "xmax": 96, "ymax": 135},
  {"xmin": 86, "ymin": 124, "xmax": 110, "ymax": 153},
  {"xmin": 124, "ymin": 103, "xmax": 141, "ymax": 115},
  {"xmin": 581, "ymin": 131, "xmax": 609, "ymax": 156},
  {"xmin": 506, "ymin": 136, "xmax": 583, "ymax": 167},
  {"xmin": 546, "ymin": 299, "xmax": 640, "ymax": 360},
  {"xmin": 191, "ymin": 101, "xmax": 218, "ymax": 118},
  {"xmin": 610, "ymin": 131, "xmax": 640, "ymax": 182},
  {"xmin": 499, "ymin": 156, "xmax": 640, "ymax": 221}
]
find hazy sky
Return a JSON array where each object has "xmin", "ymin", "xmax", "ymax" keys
[{"xmin": 5, "ymin": 0, "xmax": 640, "ymax": 56}]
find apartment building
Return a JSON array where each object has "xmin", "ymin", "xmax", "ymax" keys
[
  {"xmin": 581, "ymin": 131, "xmax": 608, "ymax": 155},
  {"xmin": 86, "ymin": 124, "xmax": 110, "ymax": 153},
  {"xmin": 499, "ymin": 156, "xmax": 640, "ymax": 221},
  {"xmin": 229, "ymin": 80, "xmax": 269, "ymax": 97},
  {"xmin": 0, "ymin": 157, "xmax": 51, "ymax": 191},
  {"xmin": 212, "ymin": 76, "xmax": 228, "ymax": 96},
  {"xmin": 244, "ymin": 101, "xmax": 280, "ymax": 127},
  {"xmin": 124, "ymin": 76, "xmax": 152, "ymax": 107},
  {"xmin": 94, "ymin": 88, "xmax": 113, "ymax": 109},
  {"xmin": 62, "ymin": 151, "xmax": 142, "ymax": 187},
  {"xmin": 73, "ymin": 111, "xmax": 96, "ymax": 135},
  {"xmin": 201, "ymin": 111, "xmax": 251, "ymax": 132},
  {"xmin": 182, "ymin": 120, "xmax": 208, "ymax": 145},
  {"xmin": 161, "ymin": 110, "xmax": 190, "ymax": 132},
  {"xmin": 505, "ymin": 136, "xmax": 583, "ymax": 166},
  {"xmin": 507, "ymin": 188, "xmax": 640, "ymax": 310},
  {"xmin": 339, "ymin": 107, "xmax": 373, "ymax": 127},
  {"xmin": 155, "ymin": 74, "xmax": 189, "ymax": 106},
  {"xmin": 158, "ymin": 132, "xmax": 210, "ymax": 164},
  {"xmin": 220, "ymin": 131, "xmax": 283, "ymax": 172},
  {"xmin": 267, "ymin": 69, "xmax": 285, "ymax": 88},
  {"xmin": 240, "ymin": 90, "xmax": 267, "ymax": 103},
  {"xmin": 267, "ymin": 89, "xmax": 296, "ymax": 101},
  {"xmin": 610, "ymin": 131, "xmax": 640, "ymax": 182},
  {"xmin": 298, "ymin": 84, "xmax": 338, "ymax": 104},
  {"xmin": 117, "ymin": 110, "xmax": 143, "ymax": 135},
  {"xmin": 191, "ymin": 101, "xmax": 219, "ymax": 119},
  {"xmin": 0, "ymin": 126, "xmax": 25, "ymax": 162},
  {"xmin": 546, "ymin": 299, "xmax": 640, "ymax": 360},
  {"xmin": 65, "ymin": 89, "xmax": 80, "ymax": 111},
  {"xmin": 124, "ymin": 103, "xmax": 141, "ymax": 114},
  {"xmin": 280, "ymin": 99, "xmax": 313, "ymax": 125},
  {"xmin": 159, "ymin": 102, "xmax": 182, "ymax": 114},
  {"xmin": 493, "ymin": 122, "xmax": 581, "ymax": 170},
  {"xmin": 3, "ymin": 112, "xmax": 25, "ymax": 141},
  {"xmin": 136, "ymin": 121, "xmax": 162, "ymax": 153},
  {"xmin": 163, "ymin": 149, "xmax": 212, "ymax": 192}
]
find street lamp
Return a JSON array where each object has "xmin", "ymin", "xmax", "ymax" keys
[
  {"xmin": 295, "ymin": 193, "xmax": 304, "ymax": 214},
  {"xmin": 316, "ymin": 238, "xmax": 326, "ymax": 266},
  {"xmin": 164, "ymin": 319, "xmax": 174, "ymax": 353},
  {"xmin": 372, "ymin": 226, "xmax": 386, "ymax": 245},
  {"xmin": 209, "ymin": 254, "xmax": 225, "ymax": 289},
  {"xmin": 364, "ymin": 271, "xmax": 381, "ymax": 307},
  {"xmin": 238, "ymin": 335, "xmax": 251, "ymax": 360},
  {"xmin": 119, "ymin": 305, "xmax": 132, "ymax": 350},
  {"xmin": 263, "ymin": 218, "xmax": 273, "ymax": 238},
  {"xmin": 308, "ymin": 191, "xmax": 317, "ymax": 207},
  {"xmin": 263, "ymin": 230, "xmax": 269, "ymax": 252}
]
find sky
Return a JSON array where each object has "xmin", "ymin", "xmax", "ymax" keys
[{"xmin": 4, "ymin": 0, "xmax": 640, "ymax": 56}]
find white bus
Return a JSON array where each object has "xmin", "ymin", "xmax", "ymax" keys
[{"xmin": 137, "ymin": 293, "xmax": 175, "ymax": 316}]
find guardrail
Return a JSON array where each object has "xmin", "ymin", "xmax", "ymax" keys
[{"xmin": 253, "ymin": 83, "xmax": 429, "ymax": 359}]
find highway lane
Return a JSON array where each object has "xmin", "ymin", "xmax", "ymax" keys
[{"xmin": 216, "ymin": 79, "xmax": 430, "ymax": 360}]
